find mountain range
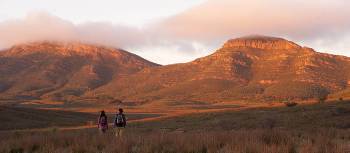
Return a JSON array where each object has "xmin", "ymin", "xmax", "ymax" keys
[
  {"xmin": 1, "ymin": 36, "xmax": 350, "ymax": 103},
  {"xmin": 0, "ymin": 42, "xmax": 157, "ymax": 101}
]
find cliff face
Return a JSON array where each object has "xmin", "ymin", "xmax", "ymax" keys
[{"xmin": 223, "ymin": 36, "xmax": 302, "ymax": 50}]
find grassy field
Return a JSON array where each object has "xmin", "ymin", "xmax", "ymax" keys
[
  {"xmin": 0, "ymin": 106, "xmax": 161, "ymax": 131},
  {"xmin": 132, "ymin": 100, "xmax": 350, "ymax": 131},
  {"xmin": 1, "ymin": 101, "xmax": 350, "ymax": 153},
  {"xmin": 1, "ymin": 128, "xmax": 348, "ymax": 153}
]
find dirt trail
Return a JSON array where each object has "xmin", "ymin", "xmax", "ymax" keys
[{"xmin": 5, "ymin": 102, "xmax": 288, "ymax": 133}]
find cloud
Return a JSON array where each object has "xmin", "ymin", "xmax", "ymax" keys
[
  {"xmin": 155, "ymin": 0, "xmax": 350, "ymax": 44},
  {"xmin": 0, "ymin": 12, "xmax": 76, "ymax": 47},
  {"xmin": 1, "ymin": 0, "xmax": 350, "ymax": 64},
  {"xmin": 0, "ymin": 11, "xmax": 210, "ymax": 64},
  {"xmin": 0, "ymin": 12, "xmax": 147, "ymax": 49}
]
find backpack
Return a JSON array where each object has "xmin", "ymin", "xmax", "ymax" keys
[{"xmin": 115, "ymin": 114, "xmax": 125, "ymax": 125}]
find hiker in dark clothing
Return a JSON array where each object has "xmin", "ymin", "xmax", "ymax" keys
[
  {"xmin": 114, "ymin": 108, "xmax": 126, "ymax": 137},
  {"xmin": 97, "ymin": 110, "xmax": 108, "ymax": 133}
]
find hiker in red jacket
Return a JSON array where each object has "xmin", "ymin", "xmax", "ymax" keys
[
  {"xmin": 114, "ymin": 108, "xmax": 127, "ymax": 137},
  {"xmin": 97, "ymin": 110, "xmax": 108, "ymax": 133}
]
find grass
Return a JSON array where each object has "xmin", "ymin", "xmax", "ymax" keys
[
  {"xmin": 132, "ymin": 100, "xmax": 350, "ymax": 131},
  {"xmin": 0, "ymin": 128, "xmax": 348, "ymax": 153},
  {"xmin": 0, "ymin": 106, "xmax": 161, "ymax": 131},
  {"xmin": 0, "ymin": 106, "xmax": 95, "ymax": 131},
  {"xmin": 1, "ymin": 101, "xmax": 350, "ymax": 152}
]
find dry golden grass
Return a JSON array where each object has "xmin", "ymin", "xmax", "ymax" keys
[
  {"xmin": 0, "ymin": 106, "xmax": 162, "ymax": 131},
  {"xmin": 1, "ymin": 100, "xmax": 350, "ymax": 153},
  {"xmin": 0, "ymin": 128, "xmax": 349, "ymax": 153}
]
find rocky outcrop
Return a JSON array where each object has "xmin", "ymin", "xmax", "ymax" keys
[{"xmin": 223, "ymin": 35, "xmax": 302, "ymax": 50}]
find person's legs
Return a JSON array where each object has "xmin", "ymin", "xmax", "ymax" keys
[
  {"xmin": 115, "ymin": 127, "xmax": 124, "ymax": 137},
  {"xmin": 119, "ymin": 127, "xmax": 123, "ymax": 137},
  {"xmin": 99, "ymin": 128, "xmax": 105, "ymax": 134},
  {"xmin": 115, "ymin": 128, "xmax": 119, "ymax": 137}
]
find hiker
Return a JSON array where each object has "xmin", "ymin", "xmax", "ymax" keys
[
  {"xmin": 114, "ymin": 108, "xmax": 127, "ymax": 137},
  {"xmin": 97, "ymin": 110, "xmax": 108, "ymax": 133}
]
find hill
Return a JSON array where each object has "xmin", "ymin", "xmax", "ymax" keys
[
  {"xmin": 0, "ymin": 42, "xmax": 158, "ymax": 101},
  {"xmin": 91, "ymin": 36, "xmax": 350, "ymax": 103},
  {"xmin": 1, "ymin": 36, "xmax": 350, "ymax": 104}
]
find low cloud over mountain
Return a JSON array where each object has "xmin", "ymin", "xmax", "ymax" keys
[{"xmin": 1, "ymin": 0, "xmax": 350, "ymax": 64}]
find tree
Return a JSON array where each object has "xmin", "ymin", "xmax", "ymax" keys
[{"xmin": 317, "ymin": 94, "xmax": 328, "ymax": 103}]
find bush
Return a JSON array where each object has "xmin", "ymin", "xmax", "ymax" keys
[
  {"xmin": 264, "ymin": 82, "xmax": 329, "ymax": 100},
  {"xmin": 318, "ymin": 94, "xmax": 328, "ymax": 103},
  {"xmin": 283, "ymin": 101, "xmax": 298, "ymax": 107},
  {"xmin": 9, "ymin": 148, "xmax": 24, "ymax": 153}
]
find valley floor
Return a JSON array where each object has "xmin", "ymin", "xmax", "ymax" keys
[
  {"xmin": 0, "ymin": 100, "xmax": 279, "ymax": 132},
  {"xmin": 1, "ymin": 100, "xmax": 350, "ymax": 152}
]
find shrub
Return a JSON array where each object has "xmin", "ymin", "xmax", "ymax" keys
[
  {"xmin": 284, "ymin": 101, "xmax": 298, "ymax": 107},
  {"xmin": 317, "ymin": 94, "xmax": 328, "ymax": 103},
  {"xmin": 9, "ymin": 148, "xmax": 24, "ymax": 153}
]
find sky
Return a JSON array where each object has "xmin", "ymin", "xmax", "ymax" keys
[{"xmin": 0, "ymin": 0, "xmax": 350, "ymax": 64}]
